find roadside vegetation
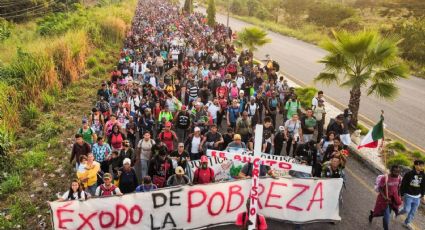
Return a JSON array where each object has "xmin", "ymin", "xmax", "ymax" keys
[
  {"xmin": 0, "ymin": 0, "xmax": 136, "ymax": 228},
  {"xmin": 202, "ymin": 0, "xmax": 425, "ymax": 78}
]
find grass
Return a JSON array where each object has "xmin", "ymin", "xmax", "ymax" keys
[
  {"xmin": 41, "ymin": 91, "xmax": 55, "ymax": 111},
  {"xmin": 21, "ymin": 103, "xmax": 40, "ymax": 126},
  {"xmin": 0, "ymin": 1, "xmax": 137, "ymax": 228},
  {"xmin": 17, "ymin": 151, "xmax": 47, "ymax": 170},
  {"xmin": 0, "ymin": 174, "xmax": 23, "ymax": 197}
]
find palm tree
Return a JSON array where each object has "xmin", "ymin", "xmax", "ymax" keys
[
  {"xmin": 207, "ymin": 0, "xmax": 216, "ymax": 26},
  {"xmin": 235, "ymin": 27, "xmax": 271, "ymax": 52},
  {"xmin": 183, "ymin": 0, "xmax": 193, "ymax": 13},
  {"xmin": 314, "ymin": 30, "xmax": 409, "ymax": 126}
]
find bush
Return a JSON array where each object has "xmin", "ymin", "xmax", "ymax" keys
[
  {"xmin": 393, "ymin": 18, "xmax": 425, "ymax": 65},
  {"xmin": 308, "ymin": 2, "xmax": 356, "ymax": 27},
  {"xmin": 36, "ymin": 120, "xmax": 63, "ymax": 141},
  {"xmin": 17, "ymin": 151, "xmax": 47, "ymax": 170},
  {"xmin": 0, "ymin": 127, "xmax": 14, "ymax": 181},
  {"xmin": 41, "ymin": 91, "xmax": 55, "ymax": 111},
  {"xmin": 356, "ymin": 123, "xmax": 369, "ymax": 136},
  {"xmin": 21, "ymin": 103, "xmax": 40, "ymax": 125},
  {"xmin": 411, "ymin": 150, "xmax": 425, "ymax": 162},
  {"xmin": 0, "ymin": 174, "xmax": 23, "ymax": 196},
  {"xmin": 386, "ymin": 141, "xmax": 407, "ymax": 152},
  {"xmin": 99, "ymin": 17, "xmax": 126, "ymax": 44},
  {"xmin": 0, "ymin": 18, "xmax": 11, "ymax": 42},
  {"xmin": 86, "ymin": 56, "xmax": 98, "ymax": 69},
  {"xmin": 338, "ymin": 17, "xmax": 363, "ymax": 31},
  {"xmin": 387, "ymin": 153, "xmax": 411, "ymax": 168},
  {"xmin": 294, "ymin": 87, "xmax": 318, "ymax": 109}
]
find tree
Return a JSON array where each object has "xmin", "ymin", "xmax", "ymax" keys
[
  {"xmin": 183, "ymin": 0, "xmax": 193, "ymax": 13},
  {"xmin": 206, "ymin": 0, "xmax": 216, "ymax": 26},
  {"xmin": 314, "ymin": 30, "xmax": 409, "ymax": 126},
  {"xmin": 235, "ymin": 27, "xmax": 271, "ymax": 52},
  {"xmin": 308, "ymin": 2, "xmax": 356, "ymax": 27}
]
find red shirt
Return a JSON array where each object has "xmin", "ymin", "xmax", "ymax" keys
[
  {"xmin": 235, "ymin": 212, "xmax": 267, "ymax": 230},
  {"xmin": 194, "ymin": 168, "xmax": 214, "ymax": 184}
]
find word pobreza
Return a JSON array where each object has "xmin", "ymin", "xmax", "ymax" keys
[
  {"xmin": 206, "ymin": 150, "xmax": 313, "ymax": 174},
  {"xmin": 49, "ymin": 178, "xmax": 343, "ymax": 229}
]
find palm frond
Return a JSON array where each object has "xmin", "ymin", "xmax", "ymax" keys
[
  {"xmin": 341, "ymin": 72, "xmax": 370, "ymax": 88},
  {"xmin": 319, "ymin": 53, "xmax": 349, "ymax": 71},
  {"xmin": 367, "ymin": 81, "xmax": 399, "ymax": 99},
  {"xmin": 373, "ymin": 63, "xmax": 409, "ymax": 82},
  {"xmin": 314, "ymin": 72, "xmax": 340, "ymax": 85}
]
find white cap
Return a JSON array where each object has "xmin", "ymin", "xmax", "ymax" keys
[
  {"xmin": 279, "ymin": 126, "xmax": 285, "ymax": 131},
  {"xmin": 239, "ymin": 90, "xmax": 244, "ymax": 94},
  {"xmin": 123, "ymin": 158, "xmax": 131, "ymax": 165},
  {"xmin": 194, "ymin": 127, "xmax": 201, "ymax": 132}
]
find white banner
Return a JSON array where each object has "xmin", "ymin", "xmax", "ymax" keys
[
  {"xmin": 206, "ymin": 150, "xmax": 312, "ymax": 175},
  {"xmin": 49, "ymin": 178, "xmax": 343, "ymax": 229}
]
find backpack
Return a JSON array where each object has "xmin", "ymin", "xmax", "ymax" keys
[
  {"xmin": 374, "ymin": 174, "xmax": 401, "ymax": 193},
  {"xmin": 99, "ymin": 184, "xmax": 117, "ymax": 197}
]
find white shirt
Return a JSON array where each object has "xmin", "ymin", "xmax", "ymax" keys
[
  {"xmin": 128, "ymin": 96, "xmax": 141, "ymax": 113},
  {"xmin": 247, "ymin": 103, "xmax": 258, "ymax": 116},
  {"xmin": 235, "ymin": 76, "xmax": 245, "ymax": 89},
  {"xmin": 208, "ymin": 103, "xmax": 220, "ymax": 120},
  {"xmin": 312, "ymin": 97, "xmax": 326, "ymax": 109},
  {"xmin": 191, "ymin": 136, "xmax": 201, "ymax": 154},
  {"xmin": 61, "ymin": 190, "xmax": 86, "ymax": 201}
]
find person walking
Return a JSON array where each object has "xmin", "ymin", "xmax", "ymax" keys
[
  {"xmin": 368, "ymin": 165, "xmax": 402, "ymax": 230},
  {"xmin": 399, "ymin": 160, "xmax": 425, "ymax": 229}
]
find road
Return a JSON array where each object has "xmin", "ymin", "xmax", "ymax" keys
[
  {"xmin": 199, "ymin": 8, "xmax": 425, "ymax": 152},
  {"xmin": 189, "ymin": 6, "xmax": 425, "ymax": 230}
]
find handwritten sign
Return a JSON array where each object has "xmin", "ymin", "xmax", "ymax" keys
[
  {"xmin": 49, "ymin": 178, "xmax": 343, "ymax": 229},
  {"xmin": 206, "ymin": 150, "xmax": 312, "ymax": 175}
]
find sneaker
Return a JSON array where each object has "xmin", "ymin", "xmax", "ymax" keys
[
  {"xmin": 402, "ymin": 222, "xmax": 414, "ymax": 230},
  {"xmin": 368, "ymin": 210, "xmax": 373, "ymax": 223}
]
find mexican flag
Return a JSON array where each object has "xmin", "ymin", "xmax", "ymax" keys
[{"xmin": 358, "ymin": 116, "xmax": 384, "ymax": 149}]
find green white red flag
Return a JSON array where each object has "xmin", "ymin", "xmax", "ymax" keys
[{"xmin": 358, "ymin": 116, "xmax": 384, "ymax": 149}]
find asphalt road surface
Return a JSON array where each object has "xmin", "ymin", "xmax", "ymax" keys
[{"xmin": 197, "ymin": 7, "xmax": 425, "ymax": 152}]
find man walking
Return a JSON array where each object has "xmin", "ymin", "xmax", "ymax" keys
[{"xmin": 399, "ymin": 160, "xmax": 425, "ymax": 229}]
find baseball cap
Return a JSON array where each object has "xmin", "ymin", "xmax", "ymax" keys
[
  {"xmin": 239, "ymin": 90, "xmax": 244, "ymax": 94},
  {"xmin": 181, "ymin": 105, "xmax": 187, "ymax": 110},
  {"xmin": 175, "ymin": 166, "xmax": 185, "ymax": 175},
  {"xmin": 103, "ymin": 173, "xmax": 112, "ymax": 180},
  {"xmin": 279, "ymin": 126, "xmax": 285, "ymax": 131},
  {"xmin": 165, "ymin": 121, "xmax": 172, "ymax": 127},
  {"xmin": 201, "ymin": 155, "xmax": 209, "ymax": 163},
  {"xmin": 82, "ymin": 118, "xmax": 88, "ymax": 124},
  {"xmin": 194, "ymin": 127, "xmax": 201, "ymax": 132},
  {"xmin": 234, "ymin": 134, "xmax": 241, "ymax": 140}
]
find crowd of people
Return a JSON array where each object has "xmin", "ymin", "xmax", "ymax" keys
[{"xmin": 60, "ymin": 0, "xmax": 425, "ymax": 229}]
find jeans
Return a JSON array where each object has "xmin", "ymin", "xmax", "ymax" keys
[
  {"xmin": 87, "ymin": 183, "xmax": 97, "ymax": 196},
  {"xmin": 400, "ymin": 194, "xmax": 421, "ymax": 224},
  {"xmin": 140, "ymin": 159, "xmax": 150, "ymax": 179},
  {"xmin": 383, "ymin": 205, "xmax": 391, "ymax": 230}
]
